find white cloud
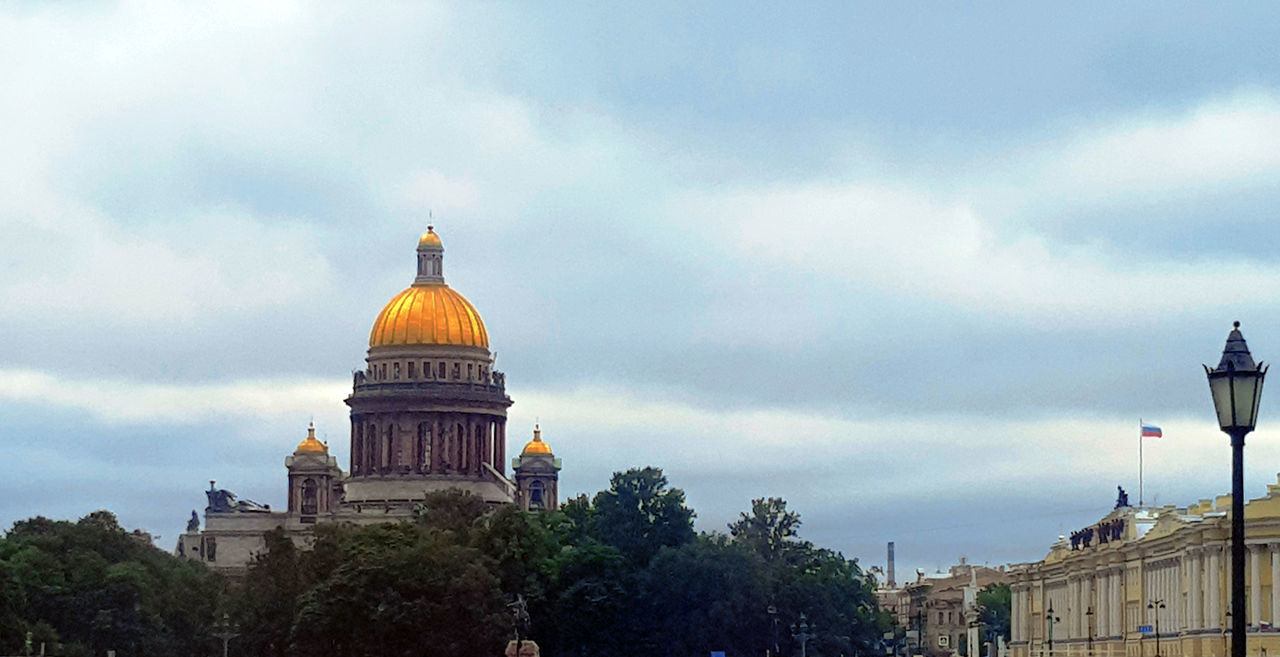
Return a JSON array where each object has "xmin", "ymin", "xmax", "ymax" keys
[
  {"xmin": 1045, "ymin": 91, "xmax": 1280, "ymax": 201},
  {"xmin": 0, "ymin": 368, "xmax": 348, "ymax": 428}
]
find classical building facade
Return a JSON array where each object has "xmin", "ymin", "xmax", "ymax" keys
[
  {"xmin": 1010, "ymin": 481, "xmax": 1280, "ymax": 657},
  {"xmin": 175, "ymin": 227, "xmax": 561, "ymax": 574},
  {"xmin": 879, "ymin": 560, "xmax": 1009, "ymax": 657}
]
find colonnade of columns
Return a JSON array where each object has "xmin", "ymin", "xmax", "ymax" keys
[
  {"xmin": 1013, "ymin": 542, "xmax": 1280, "ymax": 654},
  {"xmin": 350, "ymin": 413, "xmax": 507, "ymax": 478}
]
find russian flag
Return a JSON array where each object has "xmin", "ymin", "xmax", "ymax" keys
[{"xmin": 1141, "ymin": 424, "xmax": 1163, "ymax": 438}]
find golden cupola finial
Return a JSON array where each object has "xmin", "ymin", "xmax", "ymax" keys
[
  {"xmin": 295, "ymin": 421, "xmax": 328, "ymax": 454},
  {"xmin": 521, "ymin": 423, "xmax": 553, "ymax": 456}
]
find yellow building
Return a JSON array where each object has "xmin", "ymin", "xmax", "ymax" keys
[{"xmin": 1011, "ymin": 480, "xmax": 1280, "ymax": 657}]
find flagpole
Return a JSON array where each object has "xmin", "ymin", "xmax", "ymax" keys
[{"xmin": 1139, "ymin": 418, "xmax": 1144, "ymax": 507}]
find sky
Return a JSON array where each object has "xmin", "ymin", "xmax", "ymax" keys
[{"xmin": 4, "ymin": 1, "xmax": 1280, "ymax": 578}]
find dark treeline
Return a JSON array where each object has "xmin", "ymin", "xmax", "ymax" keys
[{"xmin": 1, "ymin": 467, "xmax": 889, "ymax": 657}]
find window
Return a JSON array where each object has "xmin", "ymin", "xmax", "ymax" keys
[
  {"xmin": 438, "ymin": 362, "xmax": 446, "ymax": 378},
  {"xmin": 408, "ymin": 362, "xmax": 415, "ymax": 379},
  {"xmin": 468, "ymin": 363, "xmax": 474, "ymax": 380},
  {"xmin": 380, "ymin": 364, "xmax": 387, "ymax": 380},
  {"xmin": 393, "ymin": 362, "xmax": 401, "ymax": 380},
  {"xmin": 529, "ymin": 481, "xmax": 545, "ymax": 509},
  {"xmin": 301, "ymin": 478, "xmax": 318, "ymax": 515}
]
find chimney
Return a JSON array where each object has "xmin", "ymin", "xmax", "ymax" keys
[{"xmin": 887, "ymin": 541, "xmax": 896, "ymax": 588}]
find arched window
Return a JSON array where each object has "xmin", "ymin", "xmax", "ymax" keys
[
  {"xmin": 529, "ymin": 481, "xmax": 545, "ymax": 509},
  {"xmin": 301, "ymin": 478, "xmax": 318, "ymax": 515}
]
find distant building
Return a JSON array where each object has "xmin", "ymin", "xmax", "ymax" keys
[
  {"xmin": 1010, "ymin": 480, "xmax": 1280, "ymax": 657},
  {"xmin": 175, "ymin": 227, "xmax": 561, "ymax": 574},
  {"xmin": 879, "ymin": 559, "xmax": 1008, "ymax": 657}
]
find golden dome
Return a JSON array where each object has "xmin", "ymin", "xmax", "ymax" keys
[
  {"xmin": 295, "ymin": 422, "xmax": 327, "ymax": 454},
  {"xmin": 369, "ymin": 283, "xmax": 489, "ymax": 348},
  {"xmin": 418, "ymin": 225, "xmax": 442, "ymax": 249},
  {"xmin": 370, "ymin": 227, "xmax": 489, "ymax": 349},
  {"xmin": 521, "ymin": 424, "xmax": 553, "ymax": 456}
]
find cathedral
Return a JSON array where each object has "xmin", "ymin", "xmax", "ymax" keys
[{"xmin": 176, "ymin": 227, "xmax": 562, "ymax": 574}]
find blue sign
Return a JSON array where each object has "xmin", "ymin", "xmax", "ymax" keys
[
  {"xmin": 1138, "ymin": 625, "xmax": 1153, "ymax": 633},
  {"xmin": 711, "ymin": 652, "xmax": 726, "ymax": 657}
]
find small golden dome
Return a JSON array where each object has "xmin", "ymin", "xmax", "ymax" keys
[
  {"xmin": 295, "ymin": 422, "xmax": 327, "ymax": 454},
  {"xmin": 418, "ymin": 225, "xmax": 443, "ymax": 249},
  {"xmin": 521, "ymin": 424, "xmax": 553, "ymax": 456},
  {"xmin": 369, "ymin": 284, "xmax": 489, "ymax": 348}
]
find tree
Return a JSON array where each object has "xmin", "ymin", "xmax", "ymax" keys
[
  {"xmin": 0, "ymin": 512, "xmax": 224, "ymax": 657},
  {"xmin": 730, "ymin": 497, "xmax": 805, "ymax": 564},
  {"xmin": 976, "ymin": 583, "xmax": 1011, "ymax": 642},
  {"xmin": 590, "ymin": 467, "xmax": 695, "ymax": 567}
]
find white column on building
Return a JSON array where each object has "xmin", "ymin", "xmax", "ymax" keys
[
  {"xmin": 1209, "ymin": 545, "xmax": 1222, "ymax": 629},
  {"xmin": 1012, "ymin": 586, "xmax": 1021, "ymax": 643},
  {"xmin": 1271, "ymin": 543, "xmax": 1280, "ymax": 626},
  {"xmin": 1252, "ymin": 544, "xmax": 1264, "ymax": 627},
  {"xmin": 1190, "ymin": 549, "xmax": 1203, "ymax": 631},
  {"xmin": 1100, "ymin": 570, "xmax": 1111, "ymax": 637},
  {"xmin": 1111, "ymin": 567, "xmax": 1122, "ymax": 635},
  {"xmin": 1073, "ymin": 576, "xmax": 1083, "ymax": 639}
]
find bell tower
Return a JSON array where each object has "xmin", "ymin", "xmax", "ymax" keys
[{"xmin": 512, "ymin": 425, "xmax": 561, "ymax": 511}]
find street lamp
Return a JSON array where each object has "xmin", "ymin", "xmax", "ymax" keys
[
  {"xmin": 1147, "ymin": 600, "xmax": 1165, "ymax": 657},
  {"xmin": 1206, "ymin": 321, "xmax": 1268, "ymax": 657},
  {"xmin": 1046, "ymin": 606, "xmax": 1060, "ymax": 657},
  {"xmin": 792, "ymin": 613, "xmax": 815, "ymax": 657},
  {"xmin": 212, "ymin": 613, "xmax": 239, "ymax": 657},
  {"xmin": 1085, "ymin": 606, "xmax": 1094, "ymax": 657},
  {"xmin": 768, "ymin": 605, "xmax": 780, "ymax": 657}
]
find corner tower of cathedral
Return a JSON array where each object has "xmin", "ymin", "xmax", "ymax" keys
[{"xmin": 343, "ymin": 227, "xmax": 515, "ymax": 509}]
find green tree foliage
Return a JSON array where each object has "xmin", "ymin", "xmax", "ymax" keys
[
  {"xmin": 1, "ymin": 470, "xmax": 889, "ymax": 657},
  {"xmin": 0, "ymin": 511, "xmax": 224, "ymax": 657},
  {"xmin": 590, "ymin": 467, "xmax": 696, "ymax": 567},
  {"xmin": 977, "ymin": 582, "xmax": 1012, "ymax": 642}
]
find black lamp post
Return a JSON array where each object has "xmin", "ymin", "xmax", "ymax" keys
[
  {"xmin": 1206, "ymin": 322, "xmax": 1268, "ymax": 657},
  {"xmin": 1046, "ymin": 606, "xmax": 1060, "ymax": 657},
  {"xmin": 1147, "ymin": 600, "xmax": 1165, "ymax": 657},
  {"xmin": 768, "ymin": 605, "xmax": 780, "ymax": 657},
  {"xmin": 1085, "ymin": 606, "xmax": 1094, "ymax": 657}
]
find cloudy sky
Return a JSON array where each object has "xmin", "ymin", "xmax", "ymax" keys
[{"xmin": 4, "ymin": 2, "xmax": 1280, "ymax": 576}]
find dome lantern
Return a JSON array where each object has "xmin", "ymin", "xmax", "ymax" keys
[{"xmin": 415, "ymin": 225, "xmax": 445, "ymax": 285}]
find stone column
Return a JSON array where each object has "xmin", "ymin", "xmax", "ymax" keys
[
  {"xmin": 1208, "ymin": 546, "xmax": 1222, "ymax": 629},
  {"xmin": 1069, "ymin": 576, "xmax": 1079, "ymax": 639},
  {"xmin": 1190, "ymin": 549, "xmax": 1203, "ymax": 631},
  {"xmin": 1271, "ymin": 543, "xmax": 1280, "ymax": 627},
  {"xmin": 1015, "ymin": 585, "xmax": 1024, "ymax": 643},
  {"xmin": 1098, "ymin": 570, "xmax": 1109, "ymax": 637},
  {"xmin": 1252, "ymin": 544, "xmax": 1263, "ymax": 626},
  {"xmin": 1112, "ymin": 568, "xmax": 1122, "ymax": 634}
]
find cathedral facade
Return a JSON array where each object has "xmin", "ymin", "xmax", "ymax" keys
[{"xmin": 176, "ymin": 228, "xmax": 560, "ymax": 574}]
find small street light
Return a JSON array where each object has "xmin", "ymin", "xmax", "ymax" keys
[
  {"xmin": 1045, "ymin": 606, "xmax": 1060, "ymax": 657},
  {"xmin": 792, "ymin": 613, "xmax": 815, "ymax": 657},
  {"xmin": 1085, "ymin": 606, "xmax": 1094, "ymax": 657},
  {"xmin": 1206, "ymin": 322, "xmax": 1267, "ymax": 657},
  {"xmin": 767, "ymin": 605, "xmax": 781, "ymax": 657},
  {"xmin": 1147, "ymin": 600, "xmax": 1165, "ymax": 657},
  {"xmin": 212, "ymin": 613, "xmax": 239, "ymax": 657}
]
